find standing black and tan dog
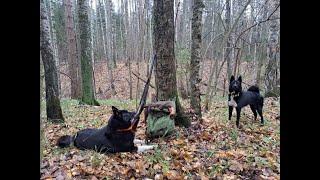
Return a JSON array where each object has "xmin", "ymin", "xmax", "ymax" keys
[
  {"xmin": 228, "ymin": 75, "xmax": 264, "ymax": 128},
  {"xmin": 57, "ymin": 106, "xmax": 154, "ymax": 153}
]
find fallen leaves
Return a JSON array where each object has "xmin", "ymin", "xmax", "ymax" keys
[
  {"xmin": 164, "ymin": 170, "xmax": 183, "ymax": 180},
  {"xmin": 41, "ymin": 96, "xmax": 280, "ymax": 179},
  {"xmin": 228, "ymin": 160, "xmax": 244, "ymax": 173}
]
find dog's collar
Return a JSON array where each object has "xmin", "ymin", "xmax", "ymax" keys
[
  {"xmin": 116, "ymin": 125, "xmax": 136, "ymax": 133},
  {"xmin": 230, "ymin": 92, "xmax": 241, "ymax": 98}
]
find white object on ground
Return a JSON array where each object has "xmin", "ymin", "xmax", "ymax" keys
[
  {"xmin": 137, "ymin": 145, "xmax": 156, "ymax": 153},
  {"xmin": 133, "ymin": 139, "xmax": 145, "ymax": 145}
]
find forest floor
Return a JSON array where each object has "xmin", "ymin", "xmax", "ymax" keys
[{"xmin": 40, "ymin": 96, "xmax": 280, "ymax": 180}]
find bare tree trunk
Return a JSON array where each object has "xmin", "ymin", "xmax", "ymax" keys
[
  {"xmin": 225, "ymin": 0, "xmax": 232, "ymax": 80},
  {"xmin": 123, "ymin": 0, "xmax": 133, "ymax": 100},
  {"xmin": 128, "ymin": 57, "xmax": 133, "ymax": 100},
  {"xmin": 46, "ymin": 0, "xmax": 62, "ymax": 96},
  {"xmin": 264, "ymin": 0, "xmax": 280, "ymax": 97},
  {"xmin": 255, "ymin": 3, "xmax": 267, "ymax": 86},
  {"xmin": 78, "ymin": 0, "xmax": 100, "ymax": 105},
  {"xmin": 136, "ymin": 0, "xmax": 146, "ymax": 104},
  {"xmin": 89, "ymin": 0, "xmax": 96, "ymax": 96},
  {"xmin": 110, "ymin": 1, "xmax": 117, "ymax": 68},
  {"xmin": 65, "ymin": 0, "xmax": 82, "ymax": 99},
  {"xmin": 255, "ymin": 44, "xmax": 265, "ymax": 86},
  {"xmin": 190, "ymin": 0, "xmax": 204, "ymax": 119},
  {"xmin": 41, "ymin": 0, "xmax": 65, "ymax": 122},
  {"xmin": 154, "ymin": 0, "xmax": 190, "ymax": 127},
  {"xmin": 40, "ymin": 53, "xmax": 45, "ymax": 162},
  {"xmin": 100, "ymin": 0, "xmax": 116, "ymax": 96}
]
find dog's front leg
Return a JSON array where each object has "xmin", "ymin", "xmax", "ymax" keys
[
  {"xmin": 228, "ymin": 106, "xmax": 233, "ymax": 120},
  {"xmin": 236, "ymin": 107, "xmax": 241, "ymax": 128}
]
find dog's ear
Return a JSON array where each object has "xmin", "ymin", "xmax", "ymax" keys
[
  {"xmin": 237, "ymin": 76, "xmax": 242, "ymax": 83},
  {"xmin": 230, "ymin": 75, "xmax": 235, "ymax": 82},
  {"xmin": 112, "ymin": 106, "xmax": 120, "ymax": 116}
]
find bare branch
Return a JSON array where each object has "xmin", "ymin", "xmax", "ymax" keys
[
  {"xmin": 235, "ymin": 3, "xmax": 280, "ymax": 45},
  {"xmin": 132, "ymin": 71, "xmax": 155, "ymax": 89},
  {"xmin": 58, "ymin": 71, "xmax": 73, "ymax": 83},
  {"xmin": 216, "ymin": 12, "xmax": 226, "ymax": 32}
]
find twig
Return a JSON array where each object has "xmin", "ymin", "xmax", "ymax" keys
[
  {"xmin": 201, "ymin": 82, "xmax": 225, "ymax": 92},
  {"xmin": 132, "ymin": 71, "xmax": 155, "ymax": 89},
  {"xmin": 58, "ymin": 70, "xmax": 76, "ymax": 85},
  {"xmin": 235, "ymin": 3, "xmax": 280, "ymax": 45},
  {"xmin": 131, "ymin": 55, "xmax": 156, "ymax": 127}
]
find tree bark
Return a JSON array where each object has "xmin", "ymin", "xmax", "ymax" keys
[
  {"xmin": 41, "ymin": 0, "xmax": 65, "ymax": 122},
  {"xmin": 225, "ymin": 0, "xmax": 232, "ymax": 81},
  {"xmin": 103, "ymin": 0, "xmax": 116, "ymax": 96},
  {"xmin": 65, "ymin": 0, "xmax": 82, "ymax": 99},
  {"xmin": 190, "ymin": 0, "xmax": 204, "ymax": 119},
  {"xmin": 264, "ymin": 0, "xmax": 280, "ymax": 97},
  {"xmin": 78, "ymin": 0, "xmax": 100, "ymax": 105},
  {"xmin": 123, "ymin": 0, "xmax": 133, "ymax": 100},
  {"xmin": 153, "ymin": 0, "xmax": 190, "ymax": 127},
  {"xmin": 40, "ymin": 54, "xmax": 44, "ymax": 162}
]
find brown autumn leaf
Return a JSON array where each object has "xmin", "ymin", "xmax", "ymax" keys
[
  {"xmin": 182, "ymin": 151, "xmax": 193, "ymax": 162},
  {"xmin": 192, "ymin": 161, "xmax": 201, "ymax": 170},
  {"xmin": 228, "ymin": 160, "xmax": 244, "ymax": 173},
  {"xmin": 164, "ymin": 170, "xmax": 183, "ymax": 180},
  {"xmin": 123, "ymin": 167, "xmax": 135, "ymax": 177},
  {"xmin": 201, "ymin": 131, "xmax": 212, "ymax": 141},
  {"xmin": 71, "ymin": 167, "xmax": 80, "ymax": 176},
  {"xmin": 153, "ymin": 163, "xmax": 162, "ymax": 170},
  {"xmin": 135, "ymin": 160, "xmax": 144, "ymax": 172},
  {"xmin": 154, "ymin": 173, "xmax": 164, "ymax": 180},
  {"xmin": 170, "ymin": 149, "xmax": 179, "ymax": 157},
  {"xmin": 41, "ymin": 177, "xmax": 53, "ymax": 180},
  {"xmin": 91, "ymin": 176, "xmax": 98, "ymax": 180},
  {"xmin": 200, "ymin": 176, "xmax": 209, "ymax": 180},
  {"xmin": 222, "ymin": 173, "xmax": 237, "ymax": 180},
  {"xmin": 172, "ymin": 160, "xmax": 183, "ymax": 169},
  {"xmin": 175, "ymin": 139, "xmax": 185, "ymax": 146}
]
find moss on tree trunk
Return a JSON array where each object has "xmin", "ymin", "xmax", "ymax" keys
[
  {"xmin": 41, "ymin": 0, "xmax": 64, "ymax": 122},
  {"xmin": 78, "ymin": 0, "xmax": 100, "ymax": 106}
]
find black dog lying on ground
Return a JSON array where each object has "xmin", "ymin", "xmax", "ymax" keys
[
  {"xmin": 57, "ymin": 106, "xmax": 154, "ymax": 153},
  {"xmin": 228, "ymin": 75, "xmax": 264, "ymax": 128}
]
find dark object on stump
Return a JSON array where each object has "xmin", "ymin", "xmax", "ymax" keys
[{"xmin": 145, "ymin": 101, "xmax": 176, "ymax": 140}]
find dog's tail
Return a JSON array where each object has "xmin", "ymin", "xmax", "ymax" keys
[
  {"xmin": 248, "ymin": 86, "xmax": 260, "ymax": 94},
  {"xmin": 57, "ymin": 135, "xmax": 74, "ymax": 148}
]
